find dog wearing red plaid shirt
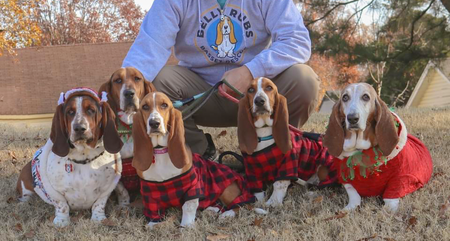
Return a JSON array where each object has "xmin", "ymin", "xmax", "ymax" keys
[
  {"xmin": 238, "ymin": 77, "xmax": 337, "ymax": 207},
  {"xmin": 99, "ymin": 67, "xmax": 156, "ymax": 204},
  {"xmin": 132, "ymin": 92, "xmax": 261, "ymax": 228}
]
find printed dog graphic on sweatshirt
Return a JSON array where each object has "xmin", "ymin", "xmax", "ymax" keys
[{"xmin": 211, "ymin": 15, "xmax": 237, "ymax": 58}]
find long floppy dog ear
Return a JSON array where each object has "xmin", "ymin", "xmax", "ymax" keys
[
  {"xmin": 144, "ymin": 80, "xmax": 156, "ymax": 96},
  {"xmin": 237, "ymin": 96, "xmax": 258, "ymax": 155},
  {"xmin": 99, "ymin": 76, "xmax": 118, "ymax": 112},
  {"xmin": 272, "ymin": 93, "xmax": 292, "ymax": 154},
  {"xmin": 374, "ymin": 96, "xmax": 399, "ymax": 156},
  {"xmin": 50, "ymin": 105, "xmax": 70, "ymax": 157},
  {"xmin": 132, "ymin": 111, "xmax": 153, "ymax": 171},
  {"xmin": 228, "ymin": 18, "xmax": 237, "ymax": 44},
  {"xmin": 323, "ymin": 101, "xmax": 345, "ymax": 157},
  {"xmin": 101, "ymin": 101, "xmax": 123, "ymax": 153},
  {"xmin": 168, "ymin": 108, "xmax": 190, "ymax": 168},
  {"xmin": 215, "ymin": 21, "xmax": 223, "ymax": 45}
]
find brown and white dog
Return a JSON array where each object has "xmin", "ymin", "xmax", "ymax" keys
[
  {"xmin": 238, "ymin": 77, "xmax": 336, "ymax": 207},
  {"xmin": 132, "ymin": 92, "xmax": 262, "ymax": 227},
  {"xmin": 99, "ymin": 67, "xmax": 156, "ymax": 202},
  {"xmin": 16, "ymin": 88, "xmax": 124, "ymax": 227},
  {"xmin": 323, "ymin": 83, "xmax": 433, "ymax": 212}
]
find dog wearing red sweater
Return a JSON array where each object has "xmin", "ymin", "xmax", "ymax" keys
[{"xmin": 323, "ymin": 83, "xmax": 433, "ymax": 212}]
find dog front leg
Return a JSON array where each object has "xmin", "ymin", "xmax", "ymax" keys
[
  {"xmin": 91, "ymin": 195, "xmax": 109, "ymax": 222},
  {"xmin": 266, "ymin": 180, "xmax": 290, "ymax": 207},
  {"xmin": 343, "ymin": 183, "xmax": 361, "ymax": 211},
  {"xmin": 180, "ymin": 198, "xmax": 199, "ymax": 228},
  {"xmin": 53, "ymin": 200, "xmax": 70, "ymax": 227},
  {"xmin": 254, "ymin": 191, "xmax": 265, "ymax": 202},
  {"xmin": 115, "ymin": 182, "xmax": 130, "ymax": 206}
]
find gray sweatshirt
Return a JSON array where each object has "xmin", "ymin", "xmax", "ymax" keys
[{"xmin": 122, "ymin": 0, "xmax": 311, "ymax": 85}]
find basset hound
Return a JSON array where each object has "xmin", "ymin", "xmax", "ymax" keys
[
  {"xmin": 323, "ymin": 83, "xmax": 433, "ymax": 212},
  {"xmin": 99, "ymin": 67, "xmax": 156, "ymax": 199},
  {"xmin": 132, "ymin": 92, "xmax": 260, "ymax": 228},
  {"xmin": 211, "ymin": 15, "xmax": 236, "ymax": 58},
  {"xmin": 238, "ymin": 77, "xmax": 337, "ymax": 207},
  {"xmin": 16, "ymin": 88, "xmax": 124, "ymax": 227}
]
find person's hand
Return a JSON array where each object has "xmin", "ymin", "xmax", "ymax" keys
[{"xmin": 221, "ymin": 66, "xmax": 253, "ymax": 96}]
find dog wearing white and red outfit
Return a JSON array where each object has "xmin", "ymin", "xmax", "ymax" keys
[
  {"xmin": 323, "ymin": 83, "xmax": 433, "ymax": 212},
  {"xmin": 16, "ymin": 88, "xmax": 124, "ymax": 227}
]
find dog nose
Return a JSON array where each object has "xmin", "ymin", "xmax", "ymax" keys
[
  {"xmin": 124, "ymin": 89, "xmax": 135, "ymax": 99},
  {"xmin": 347, "ymin": 113, "xmax": 360, "ymax": 125},
  {"xmin": 224, "ymin": 25, "xmax": 228, "ymax": 29},
  {"xmin": 73, "ymin": 124, "xmax": 87, "ymax": 134},
  {"xmin": 254, "ymin": 96, "xmax": 265, "ymax": 107},
  {"xmin": 149, "ymin": 119, "xmax": 160, "ymax": 129}
]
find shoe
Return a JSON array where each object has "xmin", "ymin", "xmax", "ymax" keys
[{"xmin": 202, "ymin": 133, "xmax": 218, "ymax": 161}]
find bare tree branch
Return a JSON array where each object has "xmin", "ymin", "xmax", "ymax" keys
[
  {"xmin": 305, "ymin": 0, "xmax": 359, "ymax": 27},
  {"xmin": 392, "ymin": 80, "xmax": 411, "ymax": 107}
]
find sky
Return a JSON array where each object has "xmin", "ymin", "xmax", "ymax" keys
[{"xmin": 135, "ymin": 0, "xmax": 154, "ymax": 11}]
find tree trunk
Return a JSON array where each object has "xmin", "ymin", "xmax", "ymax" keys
[{"xmin": 440, "ymin": 0, "xmax": 450, "ymax": 13}]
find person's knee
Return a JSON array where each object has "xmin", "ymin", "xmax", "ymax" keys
[
  {"xmin": 152, "ymin": 65, "xmax": 179, "ymax": 90},
  {"xmin": 283, "ymin": 64, "xmax": 319, "ymax": 86}
]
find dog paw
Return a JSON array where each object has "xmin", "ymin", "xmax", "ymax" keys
[
  {"xmin": 383, "ymin": 198, "xmax": 399, "ymax": 212},
  {"xmin": 205, "ymin": 207, "xmax": 221, "ymax": 213},
  {"xmin": 265, "ymin": 198, "xmax": 283, "ymax": 207},
  {"xmin": 343, "ymin": 203, "xmax": 360, "ymax": 211},
  {"xmin": 91, "ymin": 213, "xmax": 107, "ymax": 222},
  {"xmin": 180, "ymin": 220, "xmax": 195, "ymax": 228},
  {"xmin": 219, "ymin": 210, "xmax": 236, "ymax": 219},
  {"xmin": 253, "ymin": 208, "xmax": 268, "ymax": 215},
  {"xmin": 146, "ymin": 221, "xmax": 160, "ymax": 228},
  {"xmin": 53, "ymin": 216, "xmax": 70, "ymax": 227}
]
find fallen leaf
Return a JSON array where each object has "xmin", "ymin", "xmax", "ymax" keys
[
  {"xmin": 130, "ymin": 198, "xmax": 143, "ymax": 208},
  {"xmin": 407, "ymin": 216, "xmax": 417, "ymax": 229},
  {"xmin": 7, "ymin": 197, "xmax": 17, "ymax": 204},
  {"xmin": 439, "ymin": 197, "xmax": 450, "ymax": 218},
  {"xmin": 217, "ymin": 130, "xmax": 227, "ymax": 138},
  {"xmin": 48, "ymin": 215, "xmax": 55, "ymax": 222},
  {"xmin": 253, "ymin": 217, "xmax": 263, "ymax": 227},
  {"xmin": 23, "ymin": 230, "xmax": 35, "ymax": 238},
  {"xmin": 14, "ymin": 223, "xmax": 23, "ymax": 232},
  {"xmin": 356, "ymin": 233, "xmax": 377, "ymax": 241},
  {"xmin": 313, "ymin": 196, "xmax": 323, "ymax": 203},
  {"xmin": 101, "ymin": 218, "xmax": 118, "ymax": 227},
  {"xmin": 206, "ymin": 234, "xmax": 230, "ymax": 241},
  {"xmin": 70, "ymin": 211, "xmax": 84, "ymax": 223},
  {"xmin": 11, "ymin": 213, "xmax": 20, "ymax": 220},
  {"xmin": 433, "ymin": 172, "xmax": 444, "ymax": 178},
  {"xmin": 323, "ymin": 212, "xmax": 347, "ymax": 221},
  {"xmin": 383, "ymin": 238, "xmax": 396, "ymax": 241},
  {"xmin": 9, "ymin": 151, "xmax": 17, "ymax": 160}
]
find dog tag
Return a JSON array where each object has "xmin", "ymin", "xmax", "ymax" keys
[{"xmin": 65, "ymin": 163, "xmax": 73, "ymax": 173}]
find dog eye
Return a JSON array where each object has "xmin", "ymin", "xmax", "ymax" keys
[
  {"xmin": 161, "ymin": 103, "xmax": 168, "ymax": 109},
  {"xmin": 342, "ymin": 94, "xmax": 349, "ymax": 102},
  {"xmin": 134, "ymin": 76, "xmax": 141, "ymax": 82},
  {"xmin": 362, "ymin": 94, "xmax": 370, "ymax": 101},
  {"xmin": 142, "ymin": 104, "xmax": 150, "ymax": 111},
  {"xmin": 115, "ymin": 78, "xmax": 122, "ymax": 84},
  {"xmin": 248, "ymin": 87, "xmax": 255, "ymax": 93},
  {"xmin": 67, "ymin": 110, "xmax": 75, "ymax": 116},
  {"xmin": 265, "ymin": 86, "xmax": 273, "ymax": 91},
  {"xmin": 86, "ymin": 108, "xmax": 96, "ymax": 115}
]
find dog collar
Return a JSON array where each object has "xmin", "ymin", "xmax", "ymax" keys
[
  {"xmin": 153, "ymin": 147, "xmax": 168, "ymax": 155},
  {"xmin": 257, "ymin": 135, "xmax": 273, "ymax": 142},
  {"xmin": 68, "ymin": 151, "xmax": 105, "ymax": 165}
]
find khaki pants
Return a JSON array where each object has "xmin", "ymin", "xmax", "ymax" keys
[{"xmin": 153, "ymin": 64, "xmax": 320, "ymax": 154}]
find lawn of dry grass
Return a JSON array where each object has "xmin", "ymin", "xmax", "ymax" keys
[{"xmin": 0, "ymin": 107, "xmax": 449, "ymax": 241}]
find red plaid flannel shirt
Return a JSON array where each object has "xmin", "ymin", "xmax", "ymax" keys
[
  {"xmin": 120, "ymin": 157, "xmax": 140, "ymax": 192},
  {"xmin": 140, "ymin": 153, "xmax": 255, "ymax": 222},
  {"xmin": 242, "ymin": 131, "xmax": 337, "ymax": 193}
]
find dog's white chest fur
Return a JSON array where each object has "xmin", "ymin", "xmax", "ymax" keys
[
  {"xmin": 46, "ymin": 151, "xmax": 119, "ymax": 210},
  {"xmin": 141, "ymin": 152, "xmax": 183, "ymax": 182},
  {"xmin": 120, "ymin": 138, "xmax": 134, "ymax": 158}
]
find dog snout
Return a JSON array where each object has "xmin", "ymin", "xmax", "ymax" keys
[
  {"xmin": 73, "ymin": 123, "xmax": 87, "ymax": 134},
  {"xmin": 149, "ymin": 119, "xmax": 160, "ymax": 129},
  {"xmin": 224, "ymin": 25, "xmax": 228, "ymax": 29},
  {"xmin": 347, "ymin": 113, "xmax": 360, "ymax": 125},
  {"xmin": 254, "ymin": 96, "xmax": 265, "ymax": 107},
  {"xmin": 123, "ymin": 89, "xmax": 135, "ymax": 99}
]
